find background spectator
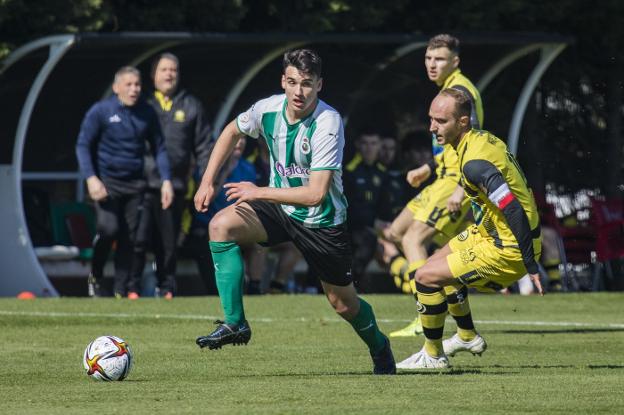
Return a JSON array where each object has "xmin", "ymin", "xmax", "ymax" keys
[
  {"xmin": 343, "ymin": 131, "xmax": 387, "ymax": 290},
  {"xmin": 128, "ymin": 52, "xmax": 211, "ymax": 299},
  {"xmin": 75, "ymin": 66, "xmax": 173, "ymax": 298}
]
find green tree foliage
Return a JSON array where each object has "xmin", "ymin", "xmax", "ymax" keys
[
  {"xmin": 0, "ymin": 0, "xmax": 108, "ymax": 59},
  {"xmin": 102, "ymin": 0, "xmax": 247, "ymax": 32},
  {"xmin": 236, "ymin": 0, "xmax": 409, "ymax": 32},
  {"xmin": 1, "ymin": 0, "xmax": 622, "ymax": 193}
]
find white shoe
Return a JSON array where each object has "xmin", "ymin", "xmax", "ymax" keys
[
  {"xmin": 396, "ymin": 347, "xmax": 450, "ymax": 369},
  {"xmin": 443, "ymin": 333, "xmax": 487, "ymax": 357},
  {"xmin": 389, "ymin": 317, "xmax": 423, "ymax": 337}
]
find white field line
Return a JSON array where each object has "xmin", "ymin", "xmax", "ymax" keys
[{"xmin": 0, "ymin": 310, "xmax": 623, "ymax": 329}]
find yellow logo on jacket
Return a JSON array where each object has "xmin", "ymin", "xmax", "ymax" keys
[{"xmin": 174, "ymin": 110, "xmax": 185, "ymax": 122}]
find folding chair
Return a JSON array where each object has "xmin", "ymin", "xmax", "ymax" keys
[
  {"xmin": 50, "ymin": 202, "xmax": 96, "ymax": 261},
  {"xmin": 591, "ymin": 198, "xmax": 624, "ymax": 290}
]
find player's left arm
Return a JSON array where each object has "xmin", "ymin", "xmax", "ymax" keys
[
  {"xmin": 225, "ymin": 169, "xmax": 332, "ymax": 206},
  {"xmin": 463, "ymin": 159, "xmax": 539, "ymax": 276}
]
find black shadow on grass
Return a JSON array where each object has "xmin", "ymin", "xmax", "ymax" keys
[
  {"xmin": 113, "ymin": 379, "xmax": 150, "ymax": 382},
  {"xmin": 395, "ymin": 369, "xmax": 488, "ymax": 376},
  {"xmin": 226, "ymin": 369, "xmax": 520, "ymax": 377},
  {"xmin": 492, "ymin": 328, "xmax": 624, "ymax": 335},
  {"xmin": 463, "ymin": 364, "xmax": 624, "ymax": 370}
]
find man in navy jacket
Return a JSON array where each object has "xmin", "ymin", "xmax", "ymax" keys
[{"xmin": 76, "ymin": 66, "xmax": 173, "ymax": 298}]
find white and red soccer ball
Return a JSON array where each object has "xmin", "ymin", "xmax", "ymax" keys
[{"xmin": 83, "ymin": 335, "xmax": 133, "ymax": 381}]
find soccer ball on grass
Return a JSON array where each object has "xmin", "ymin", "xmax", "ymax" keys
[{"xmin": 83, "ymin": 335, "xmax": 133, "ymax": 381}]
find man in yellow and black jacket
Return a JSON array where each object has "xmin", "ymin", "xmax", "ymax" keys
[
  {"xmin": 128, "ymin": 53, "xmax": 212, "ymax": 298},
  {"xmin": 396, "ymin": 88, "xmax": 542, "ymax": 370}
]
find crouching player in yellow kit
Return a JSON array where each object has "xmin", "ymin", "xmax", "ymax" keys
[
  {"xmin": 386, "ymin": 34, "xmax": 482, "ymax": 337},
  {"xmin": 397, "ymin": 88, "xmax": 543, "ymax": 369}
]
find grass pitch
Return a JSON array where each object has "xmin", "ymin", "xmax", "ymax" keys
[{"xmin": 1, "ymin": 292, "xmax": 623, "ymax": 414}]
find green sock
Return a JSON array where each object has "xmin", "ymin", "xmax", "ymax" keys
[
  {"xmin": 209, "ymin": 241, "xmax": 245, "ymax": 325},
  {"xmin": 349, "ymin": 298, "xmax": 387, "ymax": 354}
]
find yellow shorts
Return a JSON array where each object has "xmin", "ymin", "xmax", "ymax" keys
[
  {"xmin": 407, "ymin": 177, "xmax": 471, "ymax": 244},
  {"xmin": 446, "ymin": 225, "xmax": 540, "ymax": 292}
]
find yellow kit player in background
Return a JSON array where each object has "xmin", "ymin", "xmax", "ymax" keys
[
  {"xmin": 385, "ymin": 34, "xmax": 483, "ymax": 337},
  {"xmin": 397, "ymin": 88, "xmax": 542, "ymax": 369}
]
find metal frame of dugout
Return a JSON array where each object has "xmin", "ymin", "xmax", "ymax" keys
[{"xmin": 0, "ymin": 32, "xmax": 570, "ymax": 297}]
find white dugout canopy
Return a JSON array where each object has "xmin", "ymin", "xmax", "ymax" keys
[{"xmin": 0, "ymin": 32, "xmax": 569, "ymax": 297}]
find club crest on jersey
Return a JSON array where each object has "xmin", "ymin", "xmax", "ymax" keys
[
  {"xmin": 301, "ymin": 137, "xmax": 311, "ymax": 154},
  {"xmin": 460, "ymin": 248, "xmax": 477, "ymax": 265},
  {"xmin": 372, "ymin": 175, "xmax": 382, "ymax": 187},
  {"xmin": 457, "ymin": 230, "xmax": 469, "ymax": 241},
  {"xmin": 174, "ymin": 110, "xmax": 185, "ymax": 122},
  {"xmin": 275, "ymin": 161, "xmax": 310, "ymax": 178}
]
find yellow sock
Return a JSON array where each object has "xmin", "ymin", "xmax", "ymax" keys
[
  {"xmin": 416, "ymin": 281, "xmax": 447, "ymax": 357},
  {"xmin": 390, "ymin": 256, "xmax": 408, "ymax": 290},
  {"xmin": 444, "ymin": 285, "xmax": 476, "ymax": 342}
]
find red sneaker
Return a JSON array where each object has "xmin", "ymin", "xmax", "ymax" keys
[
  {"xmin": 127, "ymin": 292, "xmax": 140, "ymax": 300},
  {"xmin": 164, "ymin": 292, "xmax": 173, "ymax": 300}
]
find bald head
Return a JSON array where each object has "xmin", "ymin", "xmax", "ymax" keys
[{"xmin": 429, "ymin": 90, "xmax": 471, "ymax": 148}]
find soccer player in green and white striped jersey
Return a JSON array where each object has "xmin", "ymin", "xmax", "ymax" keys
[{"xmin": 193, "ymin": 49, "xmax": 396, "ymax": 374}]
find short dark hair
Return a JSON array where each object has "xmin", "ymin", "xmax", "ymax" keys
[
  {"xmin": 439, "ymin": 88, "xmax": 471, "ymax": 119},
  {"xmin": 114, "ymin": 66, "xmax": 141, "ymax": 84},
  {"xmin": 151, "ymin": 52, "xmax": 179, "ymax": 79},
  {"xmin": 356, "ymin": 131, "xmax": 382, "ymax": 142},
  {"xmin": 427, "ymin": 34, "xmax": 460, "ymax": 55},
  {"xmin": 283, "ymin": 49, "xmax": 322, "ymax": 78}
]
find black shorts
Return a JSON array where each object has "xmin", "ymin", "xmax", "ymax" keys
[{"xmin": 248, "ymin": 200, "xmax": 353, "ymax": 286}]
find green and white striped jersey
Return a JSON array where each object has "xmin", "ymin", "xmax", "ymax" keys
[{"xmin": 236, "ymin": 94, "xmax": 348, "ymax": 228}]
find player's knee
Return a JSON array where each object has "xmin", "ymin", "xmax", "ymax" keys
[
  {"xmin": 402, "ymin": 230, "xmax": 425, "ymax": 249},
  {"xmin": 414, "ymin": 267, "xmax": 435, "ymax": 287},
  {"xmin": 385, "ymin": 226, "xmax": 403, "ymax": 244},
  {"xmin": 208, "ymin": 212, "xmax": 233, "ymax": 241},
  {"xmin": 331, "ymin": 300, "xmax": 349, "ymax": 316},
  {"xmin": 334, "ymin": 301, "xmax": 358, "ymax": 320},
  {"xmin": 327, "ymin": 294, "xmax": 358, "ymax": 319}
]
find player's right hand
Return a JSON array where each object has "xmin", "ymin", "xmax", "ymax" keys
[
  {"xmin": 161, "ymin": 180, "xmax": 174, "ymax": 210},
  {"xmin": 406, "ymin": 165, "xmax": 431, "ymax": 188},
  {"xmin": 194, "ymin": 182, "xmax": 215, "ymax": 213},
  {"xmin": 86, "ymin": 176, "xmax": 108, "ymax": 201},
  {"xmin": 529, "ymin": 273, "xmax": 544, "ymax": 296},
  {"xmin": 446, "ymin": 185, "xmax": 465, "ymax": 213}
]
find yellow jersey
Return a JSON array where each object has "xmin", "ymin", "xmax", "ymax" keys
[{"xmin": 456, "ymin": 129, "xmax": 541, "ymax": 274}]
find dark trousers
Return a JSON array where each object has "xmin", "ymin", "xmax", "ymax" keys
[
  {"xmin": 129, "ymin": 190, "xmax": 185, "ymax": 294},
  {"xmin": 92, "ymin": 192, "xmax": 143, "ymax": 295},
  {"xmin": 350, "ymin": 227, "xmax": 378, "ymax": 291},
  {"xmin": 182, "ymin": 224, "xmax": 218, "ymax": 295}
]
